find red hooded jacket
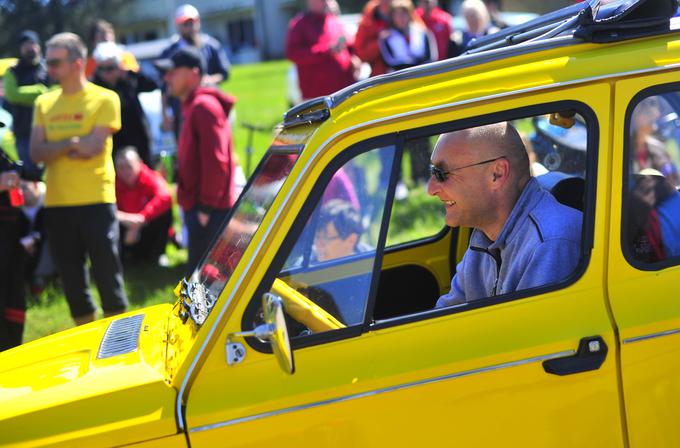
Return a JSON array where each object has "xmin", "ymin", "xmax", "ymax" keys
[
  {"xmin": 116, "ymin": 163, "xmax": 172, "ymax": 221},
  {"xmin": 286, "ymin": 10, "xmax": 356, "ymax": 100},
  {"xmin": 415, "ymin": 6, "xmax": 452, "ymax": 61},
  {"xmin": 178, "ymin": 87, "xmax": 236, "ymax": 212},
  {"xmin": 355, "ymin": 0, "xmax": 390, "ymax": 77}
]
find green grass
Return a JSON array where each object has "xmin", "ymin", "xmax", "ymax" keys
[{"xmin": 225, "ymin": 60, "xmax": 292, "ymax": 176}]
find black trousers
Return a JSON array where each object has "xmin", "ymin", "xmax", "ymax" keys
[
  {"xmin": 0, "ymin": 212, "xmax": 26, "ymax": 351},
  {"xmin": 120, "ymin": 210, "xmax": 172, "ymax": 262},
  {"xmin": 185, "ymin": 207, "xmax": 230, "ymax": 273},
  {"xmin": 45, "ymin": 203, "xmax": 128, "ymax": 318}
]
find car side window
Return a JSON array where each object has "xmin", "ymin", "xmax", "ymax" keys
[
  {"xmin": 254, "ymin": 145, "xmax": 396, "ymax": 338},
  {"xmin": 624, "ymin": 91, "xmax": 680, "ymax": 266}
]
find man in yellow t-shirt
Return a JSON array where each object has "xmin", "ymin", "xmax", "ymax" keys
[{"xmin": 30, "ymin": 32, "xmax": 128, "ymax": 326}]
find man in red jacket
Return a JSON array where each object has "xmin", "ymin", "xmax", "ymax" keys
[
  {"xmin": 416, "ymin": 0, "xmax": 453, "ymax": 61},
  {"xmin": 355, "ymin": 0, "xmax": 391, "ymax": 77},
  {"xmin": 115, "ymin": 147, "xmax": 172, "ymax": 263},
  {"xmin": 156, "ymin": 47, "xmax": 236, "ymax": 271},
  {"xmin": 286, "ymin": 0, "xmax": 357, "ymax": 100}
]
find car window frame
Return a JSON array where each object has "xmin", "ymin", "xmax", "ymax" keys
[
  {"xmin": 242, "ymin": 98, "xmax": 599, "ymax": 351},
  {"xmin": 621, "ymin": 81, "xmax": 680, "ymax": 271},
  {"xmin": 368, "ymin": 99, "xmax": 599, "ymax": 330}
]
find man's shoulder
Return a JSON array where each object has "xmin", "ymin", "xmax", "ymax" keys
[
  {"xmin": 528, "ymin": 191, "xmax": 582, "ymax": 243},
  {"xmin": 85, "ymin": 82, "xmax": 118, "ymax": 100},
  {"xmin": 35, "ymin": 87, "xmax": 62, "ymax": 106},
  {"xmin": 200, "ymin": 33, "xmax": 222, "ymax": 50}
]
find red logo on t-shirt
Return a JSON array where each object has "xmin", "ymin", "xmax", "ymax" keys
[{"xmin": 74, "ymin": 113, "xmax": 83, "ymax": 121}]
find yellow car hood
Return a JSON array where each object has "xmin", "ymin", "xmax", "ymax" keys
[{"xmin": 0, "ymin": 304, "xmax": 179, "ymax": 447}]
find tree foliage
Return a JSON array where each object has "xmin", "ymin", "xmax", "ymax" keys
[{"xmin": 0, "ymin": 0, "xmax": 132, "ymax": 57}]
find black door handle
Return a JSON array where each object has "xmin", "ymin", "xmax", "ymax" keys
[{"xmin": 543, "ymin": 336, "xmax": 608, "ymax": 376}]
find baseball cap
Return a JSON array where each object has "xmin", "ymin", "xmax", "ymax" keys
[
  {"xmin": 18, "ymin": 30, "xmax": 39, "ymax": 45},
  {"xmin": 175, "ymin": 4, "xmax": 200, "ymax": 24},
  {"xmin": 154, "ymin": 46, "xmax": 205, "ymax": 74}
]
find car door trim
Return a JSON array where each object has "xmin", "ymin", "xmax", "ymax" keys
[
  {"xmin": 188, "ymin": 348, "xmax": 575, "ymax": 433},
  {"xmin": 622, "ymin": 327, "xmax": 680, "ymax": 344},
  {"xmin": 178, "ymin": 62, "xmax": 680, "ymax": 430}
]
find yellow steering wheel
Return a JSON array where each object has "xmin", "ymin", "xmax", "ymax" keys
[{"xmin": 272, "ymin": 278, "xmax": 345, "ymax": 333}]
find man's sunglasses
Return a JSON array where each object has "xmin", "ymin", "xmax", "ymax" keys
[
  {"xmin": 429, "ymin": 156, "xmax": 506, "ymax": 183},
  {"xmin": 46, "ymin": 58, "xmax": 70, "ymax": 68}
]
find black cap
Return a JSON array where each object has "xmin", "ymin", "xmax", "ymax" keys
[
  {"xmin": 154, "ymin": 46, "xmax": 205, "ymax": 74},
  {"xmin": 18, "ymin": 30, "xmax": 39, "ymax": 46}
]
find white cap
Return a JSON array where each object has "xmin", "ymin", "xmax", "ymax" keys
[
  {"xmin": 93, "ymin": 41, "xmax": 122, "ymax": 65},
  {"xmin": 175, "ymin": 4, "xmax": 200, "ymax": 24}
]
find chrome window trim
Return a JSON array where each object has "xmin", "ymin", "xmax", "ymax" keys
[
  {"xmin": 176, "ymin": 61, "xmax": 680, "ymax": 431},
  {"xmin": 623, "ymin": 327, "xmax": 680, "ymax": 344},
  {"xmin": 189, "ymin": 349, "xmax": 575, "ymax": 433}
]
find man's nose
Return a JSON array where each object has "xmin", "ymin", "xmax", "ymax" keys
[{"xmin": 426, "ymin": 175, "xmax": 439, "ymax": 196}]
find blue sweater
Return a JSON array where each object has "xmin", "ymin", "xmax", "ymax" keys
[{"xmin": 436, "ymin": 178, "xmax": 582, "ymax": 308}]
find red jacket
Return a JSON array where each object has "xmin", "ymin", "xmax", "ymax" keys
[
  {"xmin": 355, "ymin": 1, "xmax": 389, "ymax": 77},
  {"xmin": 178, "ymin": 87, "xmax": 236, "ymax": 212},
  {"xmin": 116, "ymin": 163, "xmax": 172, "ymax": 221},
  {"xmin": 286, "ymin": 11, "xmax": 356, "ymax": 100},
  {"xmin": 416, "ymin": 7, "xmax": 452, "ymax": 61}
]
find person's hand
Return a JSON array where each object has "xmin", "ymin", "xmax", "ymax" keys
[
  {"xmin": 0, "ymin": 171, "xmax": 20, "ymax": 192},
  {"xmin": 20, "ymin": 235, "xmax": 36, "ymax": 255},
  {"xmin": 331, "ymin": 36, "xmax": 347, "ymax": 54},
  {"xmin": 124, "ymin": 225, "xmax": 141, "ymax": 246},
  {"xmin": 67, "ymin": 136, "xmax": 90, "ymax": 159},
  {"xmin": 379, "ymin": 29, "xmax": 391, "ymax": 41},
  {"xmin": 198, "ymin": 211, "xmax": 210, "ymax": 227}
]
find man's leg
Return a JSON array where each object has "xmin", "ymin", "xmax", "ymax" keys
[
  {"xmin": 82, "ymin": 204, "xmax": 128, "ymax": 317},
  {"xmin": 185, "ymin": 208, "xmax": 229, "ymax": 273},
  {"xmin": 44, "ymin": 207, "xmax": 97, "ymax": 325},
  {"xmin": 0, "ymin": 219, "xmax": 26, "ymax": 351},
  {"xmin": 132, "ymin": 210, "xmax": 172, "ymax": 262}
]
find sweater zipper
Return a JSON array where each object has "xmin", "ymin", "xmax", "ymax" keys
[{"xmin": 471, "ymin": 246, "xmax": 503, "ymax": 296}]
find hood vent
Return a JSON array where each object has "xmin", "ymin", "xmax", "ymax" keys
[{"xmin": 98, "ymin": 314, "xmax": 145, "ymax": 359}]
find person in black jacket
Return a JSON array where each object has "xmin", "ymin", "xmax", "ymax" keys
[
  {"xmin": 4, "ymin": 30, "xmax": 50, "ymax": 180},
  {"xmin": 0, "ymin": 147, "xmax": 26, "ymax": 351},
  {"xmin": 91, "ymin": 41, "xmax": 158, "ymax": 166}
]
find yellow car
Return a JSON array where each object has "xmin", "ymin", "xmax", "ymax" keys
[{"xmin": 3, "ymin": 1, "xmax": 680, "ymax": 446}]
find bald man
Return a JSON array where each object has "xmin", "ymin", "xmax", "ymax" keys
[{"xmin": 427, "ymin": 122, "xmax": 582, "ymax": 307}]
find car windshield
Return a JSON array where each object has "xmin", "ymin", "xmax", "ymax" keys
[{"xmin": 188, "ymin": 149, "xmax": 299, "ymax": 299}]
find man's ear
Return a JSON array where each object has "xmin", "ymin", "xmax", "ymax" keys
[{"xmin": 491, "ymin": 158, "xmax": 510, "ymax": 187}]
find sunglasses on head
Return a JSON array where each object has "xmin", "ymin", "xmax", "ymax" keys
[{"xmin": 429, "ymin": 156, "xmax": 507, "ymax": 183}]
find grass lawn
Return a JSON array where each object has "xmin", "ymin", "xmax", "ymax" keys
[{"xmin": 23, "ymin": 60, "xmax": 292, "ymax": 343}]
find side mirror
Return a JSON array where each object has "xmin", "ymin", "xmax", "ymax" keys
[{"xmin": 228, "ymin": 293, "xmax": 294, "ymax": 374}]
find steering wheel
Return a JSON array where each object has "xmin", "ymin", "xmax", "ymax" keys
[{"xmin": 272, "ymin": 278, "xmax": 345, "ymax": 333}]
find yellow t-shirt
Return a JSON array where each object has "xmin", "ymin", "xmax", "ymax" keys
[{"xmin": 33, "ymin": 82, "xmax": 121, "ymax": 207}]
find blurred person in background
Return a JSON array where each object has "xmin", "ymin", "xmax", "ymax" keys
[
  {"xmin": 355, "ymin": 0, "xmax": 392, "ymax": 76},
  {"xmin": 4, "ymin": 30, "xmax": 50, "ymax": 180},
  {"xmin": 484, "ymin": 0, "xmax": 508, "ymax": 29},
  {"xmin": 30, "ymin": 32, "xmax": 128, "ymax": 326},
  {"xmin": 91, "ymin": 41, "xmax": 158, "ymax": 166},
  {"xmin": 156, "ymin": 47, "xmax": 236, "ymax": 271},
  {"xmin": 461, "ymin": 0, "xmax": 499, "ymax": 50},
  {"xmin": 0, "ymin": 155, "xmax": 25, "ymax": 351},
  {"xmin": 19, "ymin": 179, "xmax": 55, "ymax": 300},
  {"xmin": 416, "ymin": 0, "xmax": 452, "ymax": 61},
  {"xmin": 286, "ymin": 0, "xmax": 358, "ymax": 100},
  {"xmin": 85, "ymin": 20, "xmax": 139, "ymax": 79},
  {"xmin": 115, "ymin": 147, "xmax": 172, "ymax": 265},
  {"xmin": 160, "ymin": 4, "xmax": 230, "ymax": 138},
  {"xmin": 379, "ymin": 0, "xmax": 438, "ymax": 72}
]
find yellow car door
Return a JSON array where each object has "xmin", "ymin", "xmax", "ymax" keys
[
  {"xmin": 609, "ymin": 71, "xmax": 680, "ymax": 446},
  {"xmin": 184, "ymin": 85, "xmax": 624, "ymax": 447}
]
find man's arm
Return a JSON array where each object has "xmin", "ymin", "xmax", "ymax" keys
[
  {"xmin": 4, "ymin": 70, "xmax": 47, "ymax": 106},
  {"xmin": 68, "ymin": 126, "xmax": 114, "ymax": 159},
  {"xmin": 29, "ymin": 125, "xmax": 75, "ymax": 163},
  {"xmin": 194, "ymin": 101, "xmax": 232, "ymax": 212},
  {"xmin": 516, "ymin": 239, "xmax": 581, "ymax": 291}
]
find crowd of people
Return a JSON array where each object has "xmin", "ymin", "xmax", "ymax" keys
[
  {"xmin": 0, "ymin": 0, "xmax": 514, "ymax": 350},
  {"xmin": 0, "ymin": 4, "xmax": 236, "ymax": 351}
]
